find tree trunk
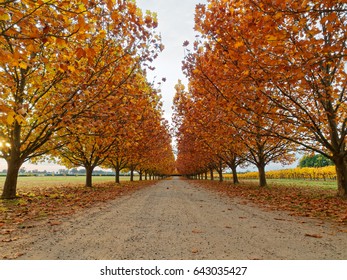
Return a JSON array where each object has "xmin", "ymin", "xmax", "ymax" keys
[
  {"xmin": 210, "ymin": 168, "xmax": 214, "ymax": 180},
  {"xmin": 115, "ymin": 168, "xmax": 120, "ymax": 184},
  {"xmin": 218, "ymin": 169, "xmax": 223, "ymax": 182},
  {"xmin": 257, "ymin": 163, "xmax": 267, "ymax": 187},
  {"xmin": 216, "ymin": 160, "xmax": 223, "ymax": 182},
  {"xmin": 2, "ymin": 121, "xmax": 22, "ymax": 199},
  {"xmin": 145, "ymin": 172, "xmax": 148, "ymax": 180},
  {"xmin": 231, "ymin": 165, "xmax": 239, "ymax": 184},
  {"xmin": 1, "ymin": 158, "xmax": 22, "ymax": 199},
  {"xmin": 205, "ymin": 172, "xmax": 208, "ymax": 180},
  {"xmin": 130, "ymin": 169, "xmax": 134, "ymax": 182},
  {"xmin": 334, "ymin": 156, "xmax": 347, "ymax": 197},
  {"xmin": 85, "ymin": 165, "xmax": 94, "ymax": 188},
  {"xmin": 113, "ymin": 161, "xmax": 121, "ymax": 184},
  {"xmin": 139, "ymin": 171, "xmax": 143, "ymax": 181}
]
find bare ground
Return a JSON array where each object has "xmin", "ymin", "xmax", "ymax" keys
[{"xmin": 1, "ymin": 177, "xmax": 346, "ymax": 260}]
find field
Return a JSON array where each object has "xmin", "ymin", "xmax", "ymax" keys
[{"xmin": 0, "ymin": 175, "xmax": 136, "ymax": 191}]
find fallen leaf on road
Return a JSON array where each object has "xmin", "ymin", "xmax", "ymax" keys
[
  {"xmin": 191, "ymin": 248, "xmax": 199, "ymax": 254},
  {"xmin": 1, "ymin": 229, "xmax": 15, "ymax": 235},
  {"xmin": 48, "ymin": 220, "xmax": 62, "ymax": 226},
  {"xmin": 1, "ymin": 237, "xmax": 18, "ymax": 242},
  {"xmin": 305, "ymin": 233, "xmax": 323, "ymax": 238},
  {"xmin": 192, "ymin": 229, "xmax": 203, "ymax": 234},
  {"xmin": 2, "ymin": 252, "xmax": 24, "ymax": 259}
]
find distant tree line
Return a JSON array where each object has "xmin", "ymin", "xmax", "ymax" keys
[
  {"xmin": 1, "ymin": 168, "xmax": 117, "ymax": 176},
  {"xmin": 298, "ymin": 154, "xmax": 334, "ymax": 168}
]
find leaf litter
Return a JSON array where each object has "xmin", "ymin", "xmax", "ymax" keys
[{"xmin": 194, "ymin": 181, "xmax": 347, "ymax": 228}]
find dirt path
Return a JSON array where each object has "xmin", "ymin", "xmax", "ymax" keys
[{"xmin": 3, "ymin": 177, "xmax": 347, "ymax": 260}]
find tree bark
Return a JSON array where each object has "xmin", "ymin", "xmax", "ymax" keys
[
  {"xmin": 115, "ymin": 168, "xmax": 120, "ymax": 184},
  {"xmin": 226, "ymin": 159, "xmax": 240, "ymax": 185},
  {"xmin": 257, "ymin": 163, "xmax": 267, "ymax": 187},
  {"xmin": 1, "ymin": 158, "xmax": 22, "ymax": 199},
  {"xmin": 217, "ymin": 169, "xmax": 223, "ymax": 182},
  {"xmin": 231, "ymin": 165, "xmax": 239, "ymax": 184},
  {"xmin": 216, "ymin": 160, "xmax": 224, "ymax": 182},
  {"xmin": 334, "ymin": 156, "xmax": 347, "ymax": 197},
  {"xmin": 130, "ymin": 169, "xmax": 134, "ymax": 182},
  {"xmin": 2, "ymin": 121, "xmax": 23, "ymax": 199},
  {"xmin": 85, "ymin": 165, "xmax": 94, "ymax": 188},
  {"xmin": 210, "ymin": 168, "xmax": 214, "ymax": 180},
  {"xmin": 113, "ymin": 160, "xmax": 121, "ymax": 184}
]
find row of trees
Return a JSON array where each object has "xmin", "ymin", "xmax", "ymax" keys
[
  {"xmin": 173, "ymin": 0, "xmax": 347, "ymax": 197},
  {"xmin": 0, "ymin": 0, "xmax": 175, "ymax": 199}
]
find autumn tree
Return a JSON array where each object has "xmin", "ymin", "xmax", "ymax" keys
[
  {"xmin": 99, "ymin": 76, "xmax": 175, "ymax": 183},
  {"xmin": 139, "ymin": 121, "xmax": 176, "ymax": 179},
  {"xmin": 122, "ymin": 86, "xmax": 175, "ymax": 180},
  {"xmin": 53, "ymin": 58, "xmax": 167, "ymax": 186},
  {"xmin": 173, "ymin": 81, "xmax": 223, "ymax": 180},
  {"xmin": 52, "ymin": 94, "xmax": 128, "ymax": 188},
  {"xmin": 1, "ymin": 0, "xmax": 95, "ymax": 198},
  {"xmin": 174, "ymin": 77, "xmax": 247, "ymax": 183}
]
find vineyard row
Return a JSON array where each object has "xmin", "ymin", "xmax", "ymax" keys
[{"xmin": 232, "ymin": 166, "xmax": 337, "ymax": 181}]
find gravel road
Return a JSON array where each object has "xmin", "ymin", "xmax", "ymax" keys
[{"xmin": 6, "ymin": 177, "xmax": 347, "ymax": 259}]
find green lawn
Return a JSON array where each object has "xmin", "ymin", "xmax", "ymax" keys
[{"xmin": 0, "ymin": 175, "xmax": 136, "ymax": 190}]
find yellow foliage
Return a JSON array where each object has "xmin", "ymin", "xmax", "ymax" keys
[{"xmin": 236, "ymin": 166, "xmax": 336, "ymax": 181}]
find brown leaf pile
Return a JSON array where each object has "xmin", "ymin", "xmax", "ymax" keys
[
  {"xmin": 194, "ymin": 181, "xmax": 347, "ymax": 226},
  {"xmin": 0, "ymin": 181, "xmax": 154, "ymax": 241}
]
